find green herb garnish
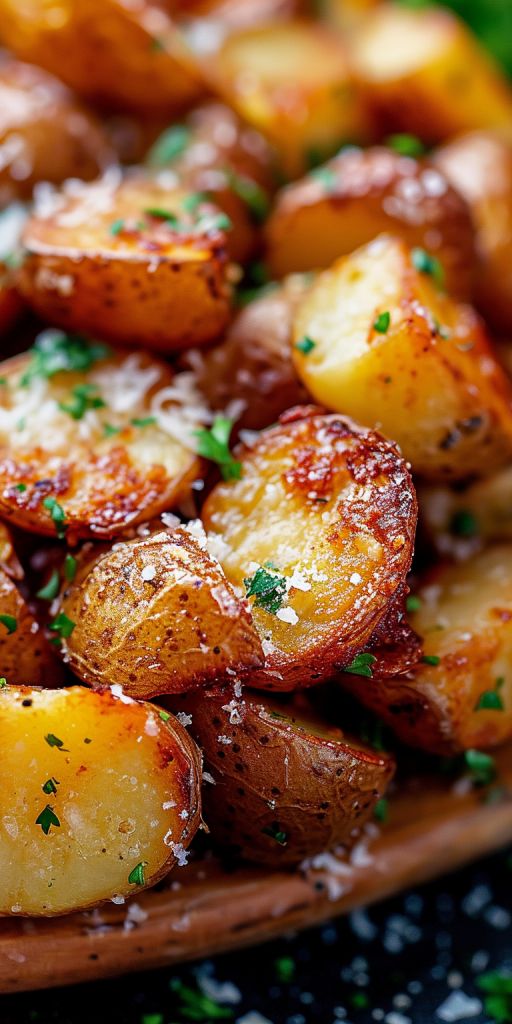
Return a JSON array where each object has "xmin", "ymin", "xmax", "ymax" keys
[
  {"xmin": 406, "ymin": 594, "xmax": 422, "ymax": 612},
  {"xmin": 14, "ymin": 483, "xmax": 26, "ymax": 492},
  {"xmin": 147, "ymin": 125, "xmax": 191, "ymax": 167},
  {"xmin": 181, "ymin": 191, "xmax": 208, "ymax": 213},
  {"xmin": 159, "ymin": 710, "xmax": 171, "ymax": 722},
  {"xmin": 35, "ymin": 805, "xmax": 60, "ymax": 835},
  {"xmin": 344, "ymin": 652, "xmax": 377, "ymax": 678},
  {"xmin": 0, "ymin": 677, "xmax": 6, "ymax": 688},
  {"xmin": 373, "ymin": 311, "xmax": 391, "ymax": 334},
  {"xmin": 475, "ymin": 677, "xmax": 505, "ymax": 712},
  {"xmin": 144, "ymin": 207, "xmax": 179, "ymax": 224},
  {"xmin": 49, "ymin": 612, "xmax": 76, "ymax": 639},
  {"xmin": 109, "ymin": 219, "xmax": 125, "ymax": 236},
  {"xmin": 477, "ymin": 970, "xmax": 512, "ymax": 1022},
  {"xmin": 64, "ymin": 554, "xmax": 77, "ymax": 582},
  {"xmin": 59, "ymin": 383, "xmax": 105, "ymax": 421},
  {"xmin": 169, "ymin": 978, "xmax": 234, "ymax": 1021},
  {"xmin": 295, "ymin": 335, "xmax": 316, "ymax": 355},
  {"xmin": 43, "ymin": 497, "xmax": 66, "ymax": 539},
  {"xmin": 262, "ymin": 822, "xmax": 287, "ymax": 845},
  {"xmin": 21, "ymin": 331, "xmax": 110, "ymax": 385},
  {"xmin": 0, "ymin": 614, "xmax": 16, "ymax": 634},
  {"xmin": 128, "ymin": 861, "xmax": 147, "ymax": 886},
  {"xmin": 386, "ymin": 133, "xmax": 425, "ymax": 157},
  {"xmin": 36, "ymin": 570, "xmax": 60, "ymax": 601},
  {"xmin": 195, "ymin": 417, "xmax": 242, "ymax": 481},
  {"xmin": 42, "ymin": 777, "xmax": 59, "ymax": 796},
  {"xmin": 373, "ymin": 797, "xmax": 389, "ymax": 822},
  {"xmin": 310, "ymin": 166, "xmax": 338, "ymax": 192},
  {"xmin": 411, "ymin": 247, "xmax": 445, "ymax": 287},
  {"xmin": 450, "ymin": 509, "xmax": 478, "ymax": 538},
  {"xmin": 130, "ymin": 416, "xmax": 157, "ymax": 427},
  {"xmin": 103, "ymin": 423, "xmax": 122, "ymax": 437},
  {"xmin": 274, "ymin": 956, "xmax": 296, "ymax": 983},
  {"xmin": 44, "ymin": 733, "xmax": 67, "ymax": 750},
  {"xmin": 226, "ymin": 169, "xmax": 269, "ymax": 222},
  {"xmin": 421, "ymin": 654, "xmax": 440, "ymax": 666},
  {"xmin": 244, "ymin": 566, "xmax": 287, "ymax": 615},
  {"xmin": 465, "ymin": 749, "xmax": 496, "ymax": 786}
]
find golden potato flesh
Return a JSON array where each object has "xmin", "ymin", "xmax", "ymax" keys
[
  {"xmin": 434, "ymin": 131, "xmax": 512, "ymax": 333},
  {"xmin": 58, "ymin": 527, "xmax": 263, "ymax": 698},
  {"xmin": 0, "ymin": 0, "xmax": 204, "ymax": 116},
  {"xmin": 353, "ymin": 5, "xmax": 512, "ymax": 143},
  {"xmin": 0, "ymin": 685, "xmax": 201, "ymax": 915},
  {"xmin": 265, "ymin": 146, "xmax": 476, "ymax": 300},
  {"xmin": 178, "ymin": 685, "xmax": 395, "ymax": 865},
  {"xmin": 18, "ymin": 174, "xmax": 232, "ymax": 353},
  {"xmin": 293, "ymin": 235, "xmax": 512, "ymax": 482},
  {"xmin": 342, "ymin": 545, "xmax": 512, "ymax": 756},
  {"xmin": 0, "ymin": 336, "xmax": 205, "ymax": 540},
  {"xmin": 207, "ymin": 20, "xmax": 371, "ymax": 177},
  {"xmin": 202, "ymin": 407, "xmax": 417, "ymax": 691},
  {"xmin": 183, "ymin": 276, "xmax": 310, "ymax": 435},
  {"xmin": 0, "ymin": 56, "xmax": 113, "ymax": 206}
]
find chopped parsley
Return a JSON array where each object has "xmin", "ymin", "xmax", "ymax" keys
[
  {"xmin": 477, "ymin": 970, "xmax": 512, "ymax": 1022},
  {"xmin": 344, "ymin": 652, "xmax": 377, "ymax": 678},
  {"xmin": 310, "ymin": 166, "xmax": 338, "ymax": 192},
  {"xmin": 406, "ymin": 594, "xmax": 422, "ymax": 612},
  {"xmin": 262, "ymin": 822, "xmax": 288, "ymax": 845},
  {"xmin": 181, "ymin": 191, "xmax": 208, "ymax": 213},
  {"xmin": 373, "ymin": 311, "xmax": 391, "ymax": 334},
  {"xmin": 295, "ymin": 335, "xmax": 316, "ymax": 355},
  {"xmin": 42, "ymin": 777, "xmax": 59, "ymax": 796},
  {"xmin": 169, "ymin": 978, "xmax": 234, "ymax": 1021},
  {"xmin": 386, "ymin": 133, "xmax": 425, "ymax": 157},
  {"xmin": 195, "ymin": 417, "xmax": 242, "ymax": 481},
  {"xmin": 49, "ymin": 612, "xmax": 76, "ymax": 639},
  {"xmin": 144, "ymin": 207, "xmax": 179, "ymax": 225},
  {"xmin": 465, "ymin": 749, "xmax": 496, "ymax": 786},
  {"xmin": 36, "ymin": 569, "xmax": 60, "ymax": 601},
  {"xmin": 197, "ymin": 211, "xmax": 232, "ymax": 233},
  {"xmin": 450, "ymin": 509, "xmax": 479, "ymax": 538},
  {"xmin": 131, "ymin": 416, "xmax": 157, "ymax": 427},
  {"xmin": 35, "ymin": 804, "xmax": 60, "ymax": 835},
  {"xmin": 21, "ymin": 331, "xmax": 110, "ymax": 385},
  {"xmin": 64, "ymin": 554, "xmax": 77, "ymax": 582},
  {"xmin": 373, "ymin": 797, "xmax": 389, "ymax": 822},
  {"xmin": 44, "ymin": 733, "xmax": 66, "ymax": 750},
  {"xmin": 274, "ymin": 956, "xmax": 296, "ymax": 983},
  {"xmin": 128, "ymin": 860, "xmax": 147, "ymax": 886},
  {"xmin": 43, "ymin": 496, "xmax": 67, "ymax": 538},
  {"xmin": 147, "ymin": 124, "xmax": 191, "ymax": 167},
  {"xmin": 14, "ymin": 483, "xmax": 26, "ymax": 492},
  {"xmin": 411, "ymin": 247, "xmax": 445, "ymax": 288},
  {"xmin": 159, "ymin": 709, "xmax": 171, "ymax": 722},
  {"xmin": 475, "ymin": 677, "xmax": 505, "ymax": 712},
  {"xmin": 421, "ymin": 654, "xmax": 440, "ymax": 666},
  {"xmin": 244, "ymin": 566, "xmax": 287, "ymax": 615},
  {"xmin": 59, "ymin": 383, "xmax": 105, "ymax": 420},
  {"xmin": 0, "ymin": 614, "xmax": 16, "ymax": 634},
  {"xmin": 109, "ymin": 218, "xmax": 125, "ymax": 236},
  {"xmin": 0, "ymin": 677, "xmax": 6, "ymax": 688},
  {"xmin": 103, "ymin": 423, "xmax": 122, "ymax": 437},
  {"xmin": 226, "ymin": 169, "xmax": 269, "ymax": 222}
]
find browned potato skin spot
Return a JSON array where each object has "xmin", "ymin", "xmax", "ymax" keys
[
  {"xmin": 0, "ymin": 685, "xmax": 202, "ymax": 916},
  {"xmin": 58, "ymin": 528, "xmax": 263, "ymax": 699},
  {"xmin": 18, "ymin": 175, "xmax": 232, "ymax": 353},
  {"xmin": 202, "ymin": 406, "xmax": 417, "ymax": 691},
  {"xmin": 175, "ymin": 685, "xmax": 395, "ymax": 865},
  {"xmin": 265, "ymin": 146, "xmax": 476, "ymax": 300}
]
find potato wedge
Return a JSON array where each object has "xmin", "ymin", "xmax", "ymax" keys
[
  {"xmin": 182, "ymin": 276, "xmax": 310, "ymax": 435},
  {"xmin": 0, "ymin": 0, "xmax": 204, "ymax": 116},
  {"xmin": 58, "ymin": 526, "xmax": 263, "ymax": 698},
  {"xmin": 353, "ymin": 4, "xmax": 512, "ymax": 142},
  {"xmin": 434, "ymin": 131, "xmax": 512, "ymax": 333},
  {"xmin": 0, "ymin": 685, "xmax": 201, "ymax": 915},
  {"xmin": 265, "ymin": 146, "xmax": 476, "ymax": 299},
  {"xmin": 176, "ymin": 685, "xmax": 395, "ymax": 865},
  {"xmin": 293, "ymin": 234, "xmax": 512, "ymax": 481},
  {"xmin": 0, "ymin": 334, "xmax": 206, "ymax": 540},
  {"xmin": 148, "ymin": 102, "xmax": 274, "ymax": 263},
  {"xmin": 341, "ymin": 545, "xmax": 512, "ymax": 756},
  {"xmin": 18, "ymin": 173, "xmax": 232, "ymax": 353},
  {"xmin": 0, "ymin": 56, "xmax": 113, "ymax": 206},
  {"xmin": 206, "ymin": 20, "xmax": 371, "ymax": 177},
  {"xmin": 202, "ymin": 406, "xmax": 417, "ymax": 691}
]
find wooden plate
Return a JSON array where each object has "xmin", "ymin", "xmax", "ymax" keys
[{"xmin": 2, "ymin": 745, "xmax": 512, "ymax": 994}]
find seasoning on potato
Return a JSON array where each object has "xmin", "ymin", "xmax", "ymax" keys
[{"xmin": 202, "ymin": 406, "xmax": 417, "ymax": 691}]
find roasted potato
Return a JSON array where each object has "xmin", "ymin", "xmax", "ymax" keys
[
  {"xmin": 0, "ymin": 685, "xmax": 201, "ymax": 915},
  {"xmin": 182, "ymin": 275, "xmax": 310, "ymax": 434},
  {"xmin": 434, "ymin": 131, "xmax": 512, "ymax": 333},
  {"xmin": 206, "ymin": 20, "xmax": 371, "ymax": 178},
  {"xmin": 18, "ymin": 173, "xmax": 232, "ymax": 353},
  {"xmin": 201, "ymin": 406, "xmax": 417, "ymax": 691},
  {"xmin": 341, "ymin": 545, "xmax": 512, "ymax": 756},
  {"xmin": 265, "ymin": 146, "xmax": 476, "ymax": 299},
  {"xmin": 57, "ymin": 526, "xmax": 263, "ymax": 698},
  {"xmin": 353, "ymin": 4, "xmax": 512, "ymax": 143},
  {"xmin": 0, "ymin": 334, "xmax": 205, "ymax": 540},
  {"xmin": 0, "ymin": 0, "xmax": 204, "ymax": 116},
  {"xmin": 0, "ymin": 56, "xmax": 113, "ymax": 207},
  {"xmin": 419, "ymin": 470, "xmax": 512, "ymax": 560},
  {"xmin": 148, "ymin": 102, "xmax": 275, "ymax": 263},
  {"xmin": 177, "ymin": 685, "xmax": 395, "ymax": 864},
  {"xmin": 293, "ymin": 234, "xmax": 512, "ymax": 481}
]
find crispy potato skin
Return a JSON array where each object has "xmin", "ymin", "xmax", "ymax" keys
[
  {"xmin": 182, "ymin": 277, "xmax": 310, "ymax": 435},
  {"xmin": 342, "ymin": 545, "xmax": 512, "ymax": 756},
  {"xmin": 265, "ymin": 147, "xmax": 476, "ymax": 299},
  {"xmin": 177, "ymin": 685, "xmax": 395, "ymax": 865},
  {"xmin": 434, "ymin": 131, "xmax": 512, "ymax": 333},
  {"xmin": 59, "ymin": 528, "xmax": 263, "ymax": 698},
  {"xmin": 0, "ymin": 57, "xmax": 113, "ymax": 206},
  {"xmin": 0, "ymin": 0, "xmax": 204, "ymax": 115},
  {"xmin": 0, "ymin": 685, "xmax": 202, "ymax": 915},
  {"xmin": 18, "ymin": 175, "xmax": 232, "ymax": 353},
  {"xmin": 353, "ymin": 4, "xmax": 512, "ymax": 142},
  {"xmin": 293, "ymin": 235, "xmax": 512, "ymax": 482},
  {"xmin": 207, "ymin": 20, "xmax": 371, "ymax": 177},
  {"xmin": 202, "ymin": 407, "xmax": 417, "ymax": 691},
  {"xmin": 0, "ymin": 346, "xmax": 202, "ymax": 540}
]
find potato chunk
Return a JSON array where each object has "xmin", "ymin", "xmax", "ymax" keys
[
  {"xmin": 341, "ymin": 546, "xmax": 512, "ymax": 756},
  {"xmin": 18, "ymin": 174, "xmax": 232, "ymax": 353},
  {"xmin": 265, "ymin": 146, "xmax": 476, "ymax": 299},
  {"xmin": 202, "ymin": 407, "xmax": 417, "ymax": 691},
  {"xmin": 0, "ymin": 0, "xmax": 204, "ymax": 116},
  {"xmin": 0, "ymin": 685, "xmax": 201, "ymax": 915},
  {"xmin": 0, "ymin": 335, "xmax": 205, "ymax": 540},
  {"xmin": 353, "ymin": 5, "xmax": 512, "ymax": 142},
  {"xmin": 293, "ymin": 235, "xmax": 512, "ymax": 481},
  {"xmin": 176, "ymin": 685, "xmax": 395, "ymax": 865},
  {"xmin": 207, "ymin": 20, "xmax": 370, "ymax": 177},
  {"xmin": 58, "ymin": 527, "xmax": 263, "ymax": 698}
]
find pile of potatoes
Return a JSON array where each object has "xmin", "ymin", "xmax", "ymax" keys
[{"xmin": 1, "ymin": 0, "xmax": 512, "ymax": 916}]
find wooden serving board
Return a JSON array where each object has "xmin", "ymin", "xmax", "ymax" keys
[{"xmin": 3, "ymin": 746, "xmax": 512, "ymax": 995}]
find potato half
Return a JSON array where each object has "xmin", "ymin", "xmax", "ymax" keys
[
  {"xmin": 342, "ymin": 545, "xmax": 512, "ymax": 756},
  {"xmin": 353, "ymin": 4, "xmax": 512, "ymax": 142},
  {"xmin": 18, "ymin": 174, "xmax": 232, "ymax": 353},
  {"xmin": 178, "ymin": 685, "xmax": 395, "ymax": 865},
  {"xmin": 202, "ymin": 407, "xmax": 417, "ymax": 691},
  {"xmin": 0, "ymin": 336, "xmax": 204, "ymax": 540},
  {"xmin": 58, "ymin": 527, "xmax": 263, "ymax": 698},
  {"xmin": 293, "ymin": 234, "xmax": 512, "ymax": 482},
  {"xmin": 265, "ymin": 146, "xmax": 476, "ymax": 299},
  {"xmin": 0, "ymin": 685, "xmax": 201, "ymax": 915}
]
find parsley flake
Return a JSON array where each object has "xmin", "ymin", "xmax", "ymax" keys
[
  {"xmin": 42, "ymin": 777, "xmax": 59, "ymax": 796},
  {"xmin": 21, "ymin": 331, "xmax": 110, "ymax": 385},
  {"xmin": 49, "ymin": 612, "xmax": 76, "ymax": 639},
  {"xmin": 465, "ymin": 749, "xmax": 496, "ymax": 786},
  {"xmin": 130, "ymin": 416, "xmax": 157, "ymax": 427},
  {"xmin": 262, "ymin": 822, "xmax": 287, "ymax": 845},
  {"xmin": 43, "ymin": 496, "xmax": 66, "ymax": 538},
  {"xmin": 109, "ymin": 218, "xmax": 125, "ymax": 236},
  {"xmin": 310, "ymin": 165, "xmax": 338, "ymax": 192},
  {"xmin": 411, "ymin": 247, "xmax": 445, "ymax": 287},
  {"xmin": 0, "ymin": 677, "xmax": 7, "ymax": 688},
  {"xmin": 386, "ymin": 133, "xmax": 425, "ymax": 157},
  {"xmin": 226, "ymin": 169, "xmax": 269, "ymax": 221},
  {"xmin": 147, "ymin": 125, "xmax": 191, "ymax": 167},
  {"xmin": 195, "ymin": 417, "xmax": 242, "ymax": 481},
  {"xmin": 295, "ymin": 335, "xmax": 316, "ymax": 355},
  {"xmin": 477, "ymin": 969, "xmax": 512, "ymax": 1022},
  {"xmin": 36, "ymin": 804, "xmax": 60, "ymax": 835},
  {"xmin": 344, "ymin": 652, "xmax": 377, "ymax": 678},
  {"xmin": 59, "ymin": 383, "xmax": 105, "ymax": 420},
  {"xmin": 181, "ymin": 191, "xmax": 208, "ymax": 213},
  {"xmin": 103, "ymin": 423, "xmax": 122, "ymax": 437},
  {"xmin": 0, "ymin": 614, "xmax": 16, "ymax": 634},
  {"xmin": 36, "ymin": 569, "xmax": 60, "ymax": 601},
  {"xmin": 144, "ymin": 207, "xmax": 179, "ymax": 225},
  {"xmin": 373, "ymin": 311, "xmax": 391, "ymax": 333},
  {"xmin": 421, "ymin": 654, "xmax": 440, "ymax": 666},
  {"xmin": 128, "ymin": 860, "xmax": 147, "ymax": 886},
  {"xmin": 406, "ymin": 594, "xmax": 422, "ymax": 612},
  {"xmin": 475, "ymin": 677, "xmax": 505, "ymax": 712},
  {"xmin": 244, "ymin": 566, "xmax": 287, "ymax": 615},
  {"xmin": 44, "ymin": 733, "xmax": 68, "ymax": 751},
  {"xmin": 159, "ymin": 710, "xmax": 171, "ymax": 722},
  {"xmin": 451, "ymin": 509, "xmax": 478, "ymax": 538},
  {"xmin": 274, "ymin": 956, "xmax": 295, "ymax": 983},
  {"xmin": 64, "ymin": 554, "xmax": 77, "ymax": 582},
  {"xmin": 373, "ymin": 797, "xmax": 388, "ymax": 822},
  {"xmin": 169, "ymin": 978, "xmax": 234, "ymax": 1021},
  {"xmin": 14, "ymin": 483, "xmax": 26, "ymax": 492}
]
